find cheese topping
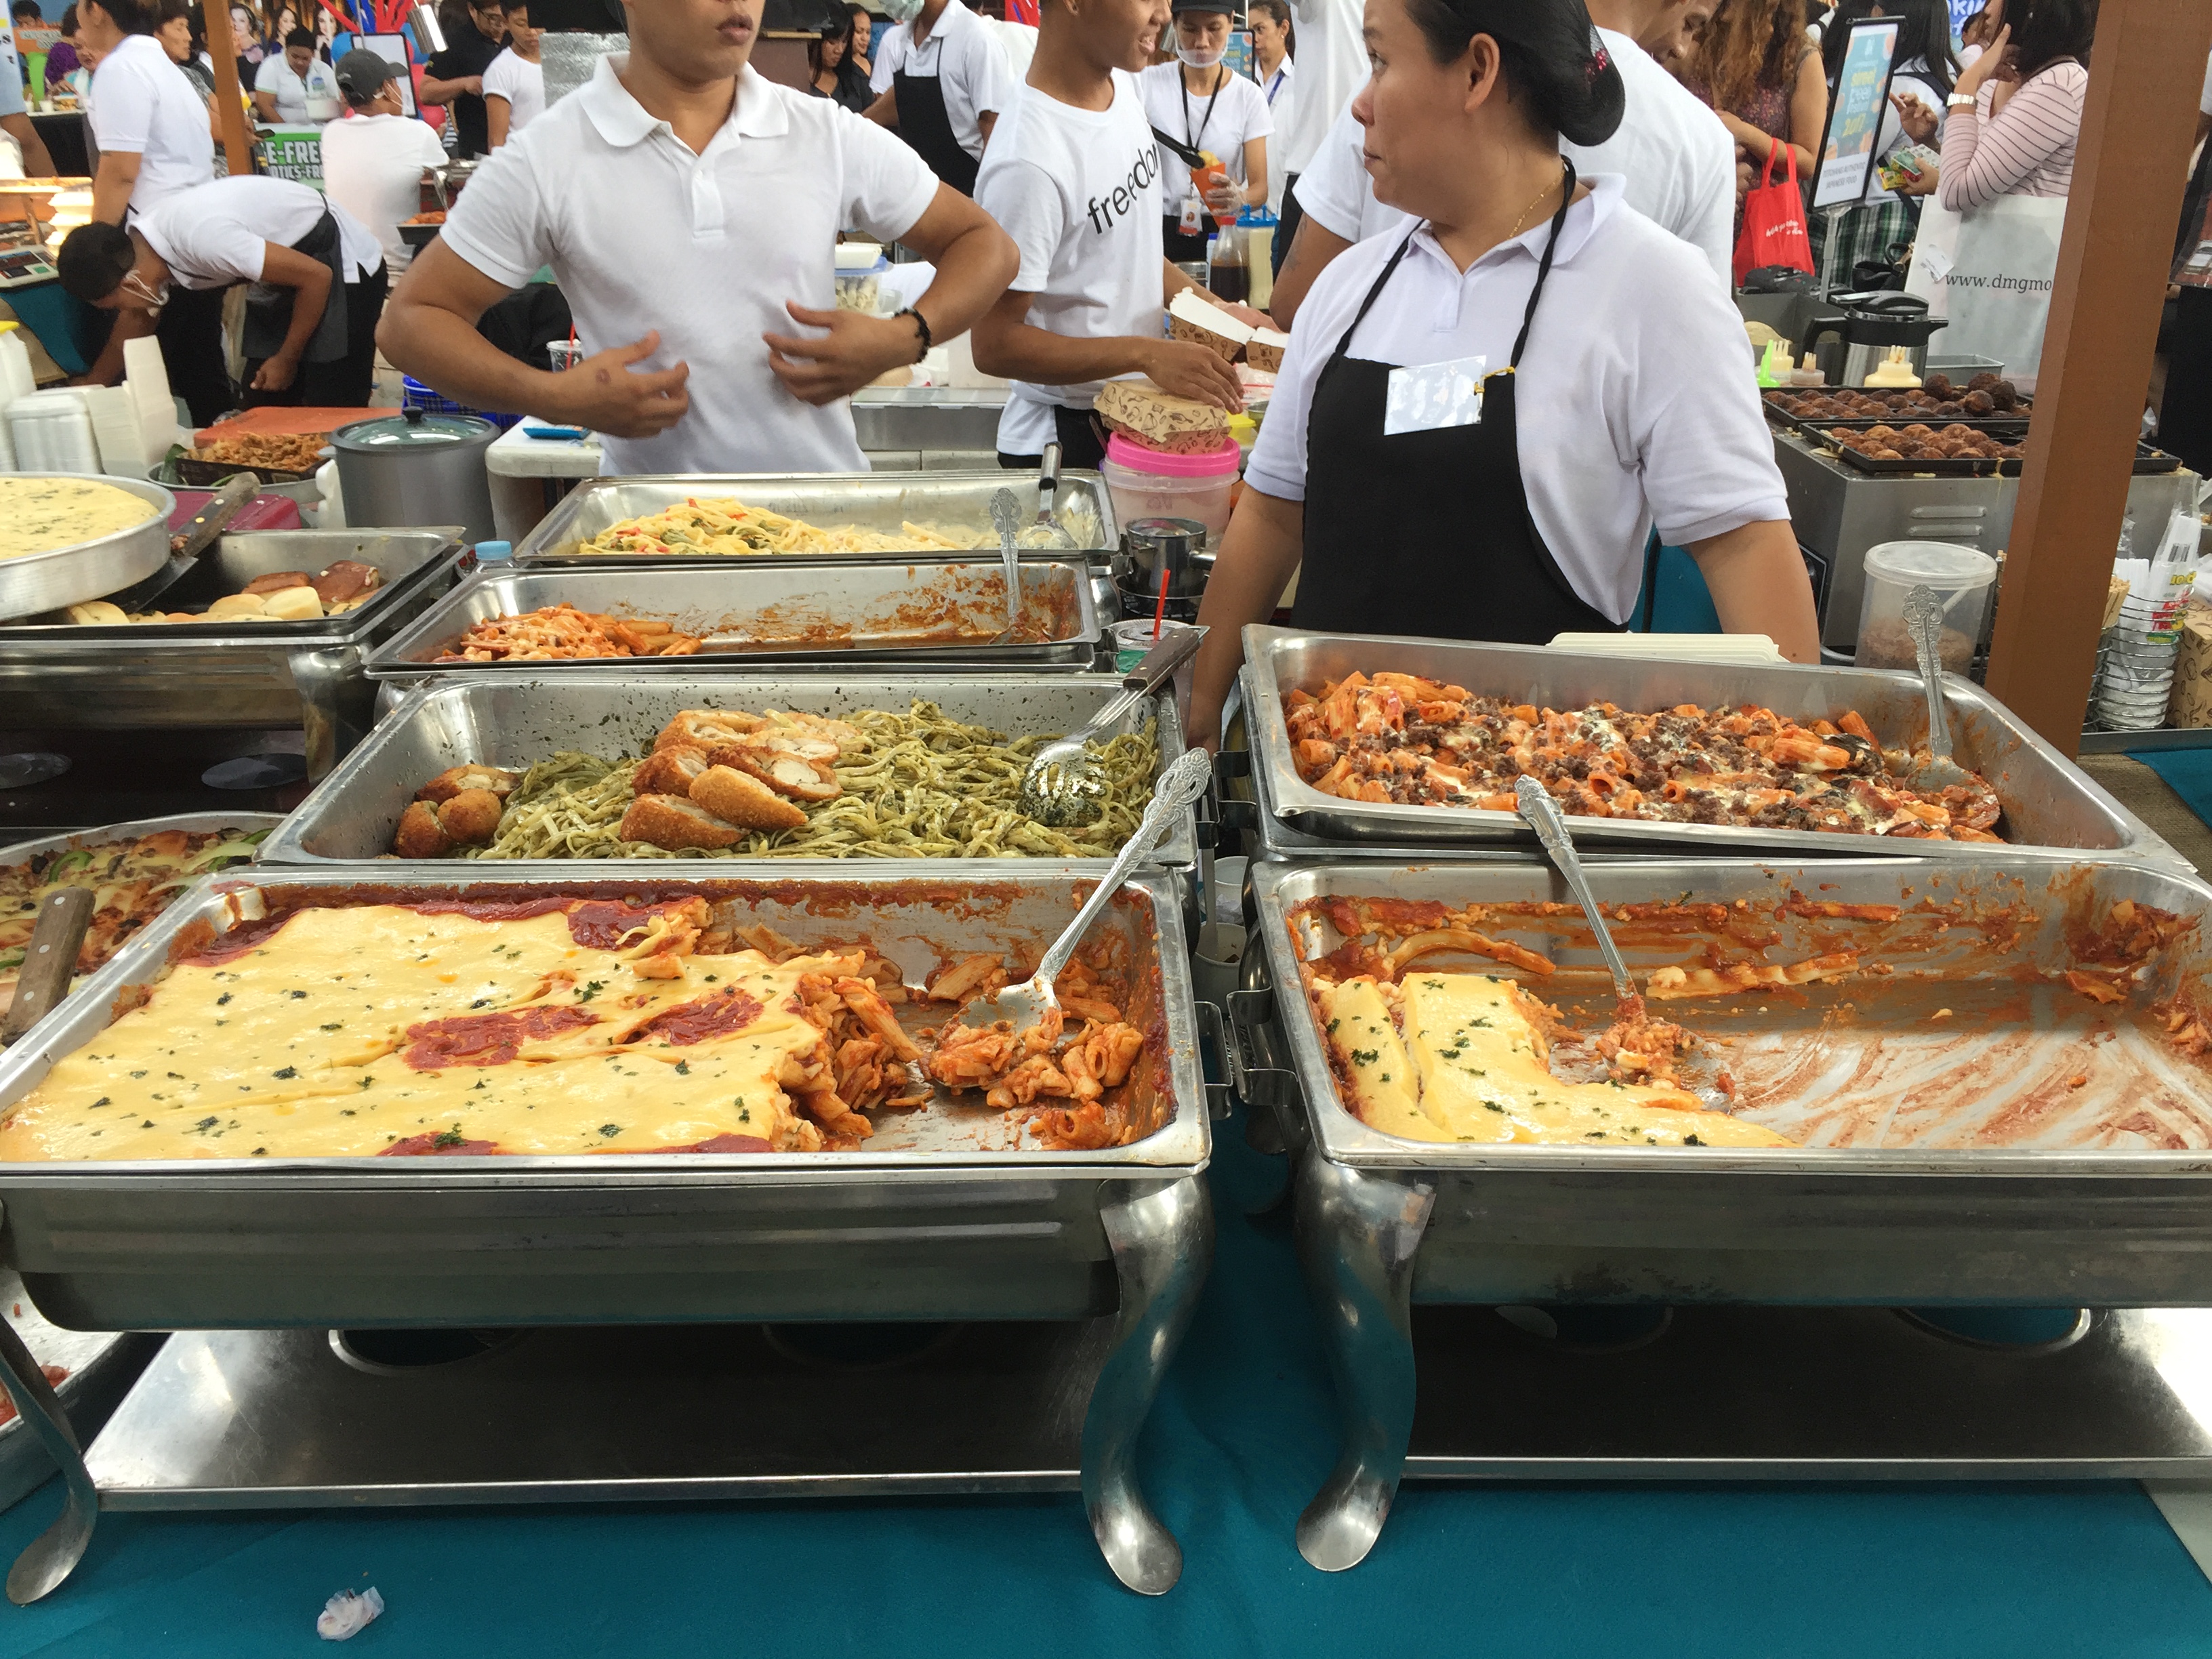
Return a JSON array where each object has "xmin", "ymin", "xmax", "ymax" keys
[
  {"xmin": 0, "ymin": 905, "xmax": 835, "ymax": 1161},
  {"xmin": 1317, "ymin": 972, "xmax": 1793, "ymax": 1147},
  {"xmin": 0, "ymin": 477, "xmax": 161, "ymax": 562}
]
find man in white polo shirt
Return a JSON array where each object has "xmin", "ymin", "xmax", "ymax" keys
[{"xmin": 380, "ymin": 0, "xmax": 1018, "ymax": 474}]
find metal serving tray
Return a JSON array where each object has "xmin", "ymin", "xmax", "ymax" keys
[
  {"xmin": 1229, "ymin": 855, "xmax": 2212, "ymax": 1568},
  {"xmin": 0, "ymin": 530, "xmax": 468, "ymax": 775},
  {"xmin": 0, "ymin": 811, "xmax": 285, "ymax": 867},
  {"xmin": 0, "ymin": 864, "xmax": 1212, "ymax": 1595},
  {"xmin": 258, "ymin": 671, "xmax": 1199, "ymax": 869},
  {"xmin": 365, "ymin": 557, "xmax": 1103, "ymax": 680},
  {"xmin": 512, "ymin": 473, "xmax": 1118, "ymax": 562},
  {"xmin": 1241, "ymin": 626, "xmax": 2167, "ymax": 862}
]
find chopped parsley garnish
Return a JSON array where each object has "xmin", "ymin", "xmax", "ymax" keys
[
  {"xmin": 674, "ymin": 1060, "xmax": 690, "ymax": 1075},
  {"xmin": 1350, "ymin": 1048, "xmax": 1379, "ymax": 1065},
  {"xmin": 598, "ymin": 1123, "xmax": 621, "ymax": 1138},
  {"xmin": 272, "ymin": 1067, "xmax": 297, "ymax": 1080},
  {"xmin": 289, "ymin": 990, "xmax": 307, "ymax": 1000},
  {"xmin": 432, "ymin": 1127, "xmax": 466, "ymax": 1149},
  {"xmin": 216, "ymin": 994, "xmax": 231, "ymax": 1006},
  {"xmin": 91, "ymin": 1096, "xmax": 109, "ymax": 1107},
  {"xmin": 193, "ymin": 1116, "xmax": 218, "ymax": 1130},
  {"xmin": 1684, "ymin": 1134, "xmax": 1704, "ymax": 1147},
  {"xmin": 577, "ymin": 981, "xmax": 605, "ymax": 1002},
  {"xmin": 321, "ymin": 1022, "xmax": 344, "ymax": 1031}
]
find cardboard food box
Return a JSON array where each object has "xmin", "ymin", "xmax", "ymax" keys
[{"xmin": 2169, "ymin": 600, "xmax": 2212, "ymax": 729}]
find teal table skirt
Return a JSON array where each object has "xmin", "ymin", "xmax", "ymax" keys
[{"xmin": 0, "ymin": 1118, "xmax": 2204, "ymax": 1656}]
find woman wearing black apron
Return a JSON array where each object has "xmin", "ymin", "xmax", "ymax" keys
[
  {"xmin": 1187, "ymin": 0, "xmax": 1820, "ymax": 747},
  {"xmin": 863, "ymin": 0, "xmax": 1011, "ymax": 197}
]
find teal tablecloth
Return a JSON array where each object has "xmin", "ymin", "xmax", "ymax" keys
[{"xmin": 0, "ymin": 1118, "xmax": 2206, "ymax": 1657}]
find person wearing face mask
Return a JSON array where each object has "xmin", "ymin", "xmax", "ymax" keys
[
  {"xmin": 378, "ymin": 0, "xmax": 1019, "ymax": 474},
  {"xmin": 58, "ymin": 173, "xmax": 388, "ymax": 406},
  {"xmin": 1137, "ymin": 0, "xmax": 1271, "ymax": 262},
  {"xmin": 862, "ymin": 0, "xmax": 1012, "ymax": 197},
  {"xmin": 970, "ymin": 0, "xmax": 1263, "ymax": 469},
  {"xmin": 1186, "ymin": 0, "xmax": 1816, "ymax": 749},
  {"xmin": 482, "ymin": 0, "xmax": 544, "ymax": 146}
]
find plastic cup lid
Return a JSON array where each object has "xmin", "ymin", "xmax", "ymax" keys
[{"xmin": 1861, "ymin": 540, "xmax": 1999, "ymax": 588}]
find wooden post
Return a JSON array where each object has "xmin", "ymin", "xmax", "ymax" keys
[
  {"xmin": 1981, "ymin": 0, "xmax": 2212, "ymax": 754},
  {"xmin": 201, "ymin": 0, "xmax": 257, "ymax": 178}
]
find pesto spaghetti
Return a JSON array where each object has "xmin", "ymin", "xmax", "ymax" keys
[{"xmin": 466, "ymin": 703, "xmax": 1162, "ymax": 861}]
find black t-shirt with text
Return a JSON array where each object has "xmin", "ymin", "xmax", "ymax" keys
[{"xmin": 427, "ymin": 26, "xmax": 504, "ymax": 157}]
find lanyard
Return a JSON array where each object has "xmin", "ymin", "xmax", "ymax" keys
[
  {"xmin": 1263, "ymin": 66, "xmax": 1286, "ymax": 106},
  {"xmin": 1181, "ymin": 65, "xmax": 1225, "ymax": 160}
]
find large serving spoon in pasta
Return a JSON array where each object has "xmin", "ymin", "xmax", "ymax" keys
[
  {"xmin": 980, "ymin": 747, "xmax": 1213, "ymax": 1046},
  {"xmin": 1515, "ymin": 775, "xmax": 1641, "ymax": 1021}
]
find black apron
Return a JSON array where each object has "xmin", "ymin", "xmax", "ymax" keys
[
  {"xmin": 893, "ymin": 34, "xmax": 979, "ymax": 197},
  {"xmin": 1291, "ymin": 163, "xmax": 1618, "ymax": 644},
  {"xmin": 241, "ymin": 207, "xmax": 350, "ymax": 367}
]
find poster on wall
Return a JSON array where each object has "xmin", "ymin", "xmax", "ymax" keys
[
  {"xmin": 1810, "ymin": 15, "xmax": 1901, "ymax": 209},
  {"xmin": 356, "ymin": 30, "xmax": 416, "ymax": 114}
]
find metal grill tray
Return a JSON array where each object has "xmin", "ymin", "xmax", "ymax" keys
[
  {"xmin": 0, "ymin": 863, "xmax": 1208, "ymax": 1330},
  {"xmin": 258, "ymin": 671, "xmax": 1198, "ymax": 869},
  {"xmin": 1240, "ymin": 627, "xmax": 2168, "ymax": 863},
  {"xmin": 0, "ymin": 529, "xmax": 468, "ymax": 742},
  {"xmin": 1238, "ymin": 854, "xmax": 2212, "ymax": 1303},
  {"xmin": 365, "ymin": 557, "xmax": 1102, "ymax": 680},
  {"xmin": 513, "ymin": 473, "xmax": 1119, "ymax": 563}
]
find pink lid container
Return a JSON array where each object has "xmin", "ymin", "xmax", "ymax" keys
[{"xmin": 1104, "ymin": 434, "xmax": 1242, "ymax": 477}]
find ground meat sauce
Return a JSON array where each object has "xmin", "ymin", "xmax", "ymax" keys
[
  {"xmin": 178, "ymin": 911, "xmax": 301, "ymax": 966},
  {"xmin": 379, "ymin": 1133, "xmax": 502, "ymax": 1155},
  {"xmin": 400, "ymin": 1005, "xmax": 601, "ymax": 1069},
  {"xmin": 629, "ymin": 987, "xmax": 766, "ymax": 1046},
  {"xmin": 401, "ymin": 896, "xmax": 678, "ymax": 949}
]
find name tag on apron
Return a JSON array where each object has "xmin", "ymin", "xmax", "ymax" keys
[{"xmin": 1384, "ymin": 354, "xmax": 1488, "ymax": 436}]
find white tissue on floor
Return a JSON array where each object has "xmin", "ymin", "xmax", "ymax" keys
[{"xmin": 316, "ymin": 1586, "xmax": 385, "ymax": 1641}]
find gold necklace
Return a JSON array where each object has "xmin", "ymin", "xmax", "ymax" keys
[{"xmin": 1507, "ymin": 165, "xmax": 1568, "ymax": 239}]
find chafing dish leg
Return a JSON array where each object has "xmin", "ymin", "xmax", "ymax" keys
[
  {"xmin": 1292, "ymin": 1156, "xmax": 1434, "ymax": 1572},
  {"xmin": 288, "ymin": 646, "xmax": 358, "ymax": 779},
  {"xmin": 1083, "ymin": 1174, "xmax": 1214, "ymax": 1596},
  {"xmin": 0, "ymin": 1286, "xmax": 98, "ymax": 1601}
]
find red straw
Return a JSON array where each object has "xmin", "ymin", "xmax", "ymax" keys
[{"xmin": 1152, "ymin": 562, "xmax": 1170, "ymax": 639}]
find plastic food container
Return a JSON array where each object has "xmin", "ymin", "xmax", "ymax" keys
[
  {"xmin": 1853, "ymin": 540, "xmax": 1998, "ymax": 673},
  {"xmin": 1101, "ymin": 435, "xmax": 1242, "ymax": 547},
  {"xmin": 834, "ymin": 256, "xmax": 895, "ymax": 318}
]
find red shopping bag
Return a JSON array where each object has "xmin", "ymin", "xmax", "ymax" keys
[{"xmin": 1734, "ymin": 144, "xmax": 1814, "ymax": 287}]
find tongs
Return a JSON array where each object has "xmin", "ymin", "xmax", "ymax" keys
[
  {"xmin": 1149, "ymin": 127, "xmax": 1210, "ymax": 169},
  {"xmin": 1018, "ymin": 626, "xmax": 1206, "ymax": 826},
  {"xmin": 1901, "ymin": 583, "xmax": 1973, "ymax": 791}
]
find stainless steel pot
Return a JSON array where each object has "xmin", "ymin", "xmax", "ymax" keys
[{"xmin": 330, "ymin": 409, "xmax": 497, "ymax": 543}]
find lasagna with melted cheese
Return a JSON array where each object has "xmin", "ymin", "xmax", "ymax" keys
[
  {"xmin": 1285, "ymin": 673, "xmax": 2003, "ymax": 841},
  {"xmin": 0, "ymin": 895, "xmax": 1153, "ymax": 1161}
]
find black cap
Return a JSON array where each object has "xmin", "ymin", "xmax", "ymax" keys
[
  {"xmin": 1170, "ymin": 0, "xmax": 1233, "ymax": 12},
  {"xmin": 333, "ymin": 46, "xmax": 398, "ymax": 98}
]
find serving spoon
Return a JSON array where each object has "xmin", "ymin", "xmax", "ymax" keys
[
  {"xmin": 1901, "ymin": 583, "xmax": 1973, "ymax": 792},
  {"xmin": 1515, "ymin": 776, "xmax": 1640, "ymax": 1020},
  {"xmin": 990, "ymin": 488, "xmax": 1023, "ymax": 642},
  {"xmin": 974, "ymin": 748, "xmax": 1213, "ymax": 1046},
  {"xmin": 1018, "ymin": 626, "xmax": 1206, "ymax": 826},
  {"xmin": 1031, "ymin": 442, "xmax": 1080, "ymax": 549}
]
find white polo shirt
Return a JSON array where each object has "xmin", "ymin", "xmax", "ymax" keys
[
  {"xmin": 1277, "ymin": 0, "xmax": 1361, "ymax": 177},
  {"xmin": 1246, "ymin": 177, "xmax": 1789, "ymax": 625},
  {"xmin": 480, "ymin": 47, "xmax": 544, "ymax": 136},
  {"xmin": 439, "ymin": 55, "xmax": 939, "ymax": 476},
  {"xmin": 1137, "ymin": 62, "xmax": 1272, "ymax": 214},
  {"xmin": 867, "ymin": 0, "xmax": 1011, "ymax": 163},
  {"xmin": 139, "ymin": 175, "xmax": 384, "ymax": 288},
  {"xmin": 253, "ymin": 53, "xmax": 342, "ymax": 123},
  {"xmin": 972, "ymin": 70, "xmax": 1164, "ymax": 455},
  {"xmin": 319, "ymin": 109, "xmax": 447, "ymax": 271},
  {"xmin": 88, "ymin": 34, "xmax": 218, "ymax": 222},
  {"xmin": 1292, "ymin": 33, "xmax": 1736, "ymax": 285}
]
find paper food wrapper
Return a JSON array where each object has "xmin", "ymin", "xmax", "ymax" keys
[{"xmin": 2169, "ymin": 602, "xmax": 2212, "ymax": 729}]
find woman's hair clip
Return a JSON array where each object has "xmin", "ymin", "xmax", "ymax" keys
[{"xmin": 1586, "ymin": 23, "xmax": 1610, "ymax": 79}]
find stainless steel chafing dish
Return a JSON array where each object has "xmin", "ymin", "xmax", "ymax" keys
[
  {"xmin": 365, "ymin": 556, "xmax": 1104, "ymax": 680},
  {"xmin": 0, "ymin": 529, "xmax": 468, "ymax": 777},
  {"xmin": 1239, "ymin": 626, "xmax": 2175, "ymax": 864},
  {"xmin": 0, "ymin": 863, "xmax": 1215, "ymax": 1594},
  {"xmin": 512, "ymin": 473, "xmax": 1119, "ymax": 562},
  {"xmin": 1224, "ymin": 855, "xmax": 2212, "ymax": 1571},
  {"xmin": 258, "ymin": 671, "xmax": 1200, "ymax": 870}
]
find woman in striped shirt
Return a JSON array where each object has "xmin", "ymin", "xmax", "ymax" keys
[{"xmin": 1897, "ymin": 0, "xmax": 2094, "ymax": 209}]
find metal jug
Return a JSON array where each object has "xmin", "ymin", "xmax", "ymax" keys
[{"xmin": 1805, "ymin": 292, "xmax": 1949, "ymax": 387}]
